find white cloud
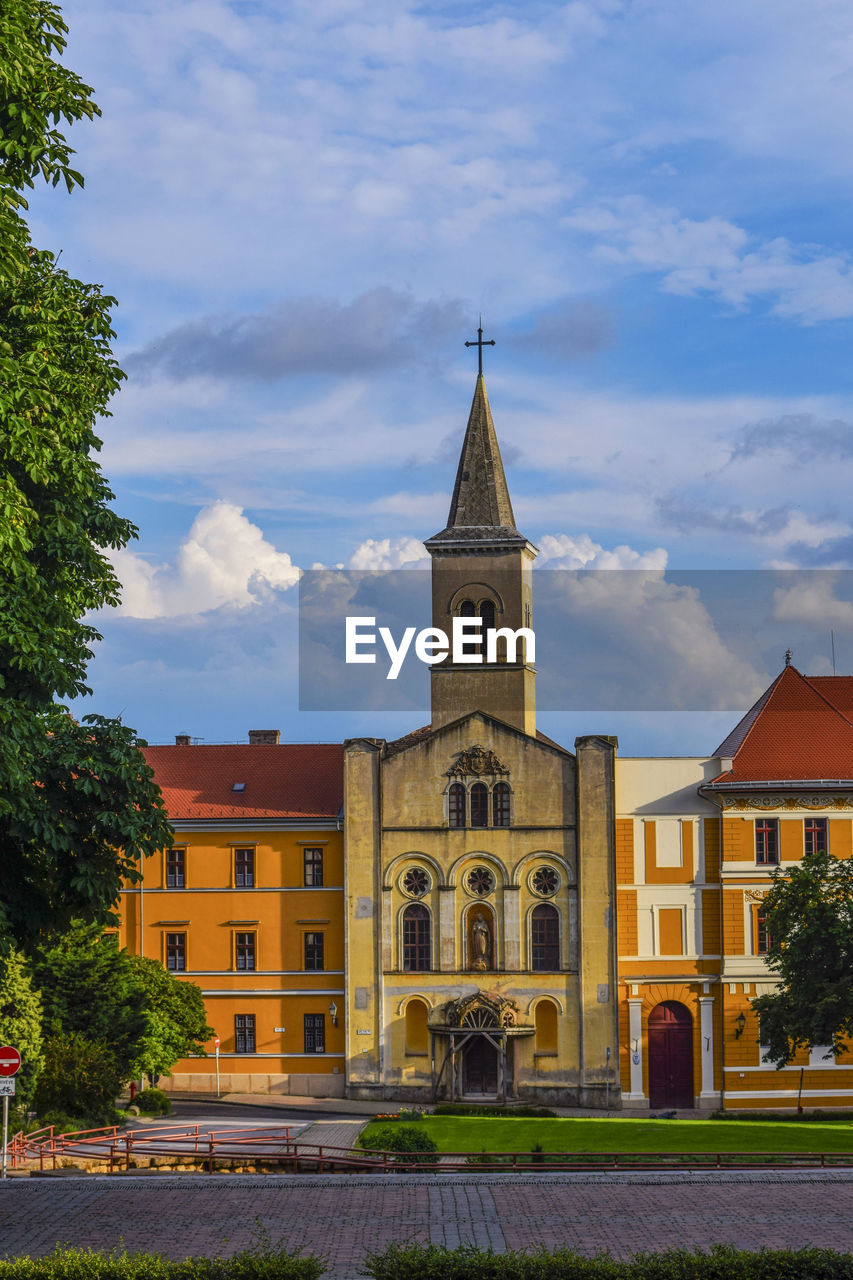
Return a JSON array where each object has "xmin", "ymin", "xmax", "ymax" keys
[
  {"xmin": 773, "ymin": 577, "xmax": 853, "ymax": 628},
  {"xmin": 565, "ymin": 198, "xmax": 853, "ymax": 323},
  {"xmin": 348, "ymin": 536, "xmax": 429, "ymax": 569},
  {"xmin": 111, "ymin": 502, "xmax": 299, "ymax": 618},
  {"xmin": 536, "ymin": 532, "xmax": 668, "ymax": 570}
]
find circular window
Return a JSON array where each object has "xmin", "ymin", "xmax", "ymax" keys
[
  {"xmin": 466, "ymin": 866, "xmax": 495, "ymax": 897},
  {"xmin": 402, "ymin": 867, "xmax": 430, "ymax": 898},
  {"xmin": 531, "ymin": 866, "xmax": 560, "ymax": 898}
]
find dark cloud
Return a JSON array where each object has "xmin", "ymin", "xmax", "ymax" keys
[
  {"xmin": 127, "ymin": 289, "xmax": 469, "ymax": 382},
  {"xmin": 729, "ymin": 413, "xmax": 853, "ymax": 463},
  {"xmin": 513, "ymin": 299, "xmax": 614, "ymax": 360},
  {"xmin": 656, "ymin": 495, "xmax": 792, "ymax": 538},
  {"xmin": 783, "ymin": 536, "xmax": 853, "ymax": 567}
]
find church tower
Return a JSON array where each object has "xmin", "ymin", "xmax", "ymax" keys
[{"xmin": 425, "ymin": 346, "xmax": 537, "ymax": 736}]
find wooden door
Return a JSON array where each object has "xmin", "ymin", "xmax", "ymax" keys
[
  {"xmin": 648, "ymin": 1001, "xmax": 694, "ymax": 1109},
  {"xmin": 463, "ymin": 1036, "xmax": 498, "ymax": 1095}
]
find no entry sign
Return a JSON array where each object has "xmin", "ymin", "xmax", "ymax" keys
[{"xmin": 0, "ymin": 1047, "xmax": 21, "ymax": 1077}]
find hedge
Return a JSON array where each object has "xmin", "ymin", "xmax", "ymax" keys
[
  {"xmin": 0, "ymin": 1249, "xmax": 322, "ymax": 1279},
  {"xmin": 361, "ymin": 1244, "xmax": 853, "ymax": 1279},
  {"xmin": 431, "ymin": 1104, "xmax": 557, "ymax": 1118}
]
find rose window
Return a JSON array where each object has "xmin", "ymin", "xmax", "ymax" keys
[
  {"xmin": 531, "ymin": 866, "xmax": 559, "ymax": 897},
  {"xmin": 467, "ymin": 866, "xmax": 495, "ymax": 896},
  {"xmin": 402, "ymin": 867, "xmax": 430, "ymax": 898}
]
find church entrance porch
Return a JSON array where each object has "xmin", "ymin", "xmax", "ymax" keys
[
  {"xmin": 648, "ymin": 1000, "xmax": 694, "ymax": 1109},
  {"xmin": 429, "ymin": 991, "xmax": 533, "ymax": 1103}
]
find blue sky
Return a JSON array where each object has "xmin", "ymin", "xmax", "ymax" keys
[{"xmin": 35, "ymin": 0, "xmax": 853, "ymax": 751}]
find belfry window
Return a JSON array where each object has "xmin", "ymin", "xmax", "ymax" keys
[
  {"xmin": 470, "ymin": 783, "xmax": 488, "ymax": 828},
  {"xmin": 479, "ymin": 599, "xmax": 496, "ymax": 654},
  {"xmin": 403, "ymin": 903, "xmax": 431, "ymax": 971},
  {"xmin": 493, "ymin": 783, "xmax": 510, "ymax": 827},
  {"xmin": 459, "ymin": 599, "xmax": 476, "ymax": 617},
  {"xmin": 449, "ymin": 783, "xmax": 466, "ymax": 827}
]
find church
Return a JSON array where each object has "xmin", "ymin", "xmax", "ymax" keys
[{"xmin": 119, "ymin": 352, "xmax": 853, "ymax": 1112}]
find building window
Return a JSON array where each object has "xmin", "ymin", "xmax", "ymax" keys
[
  {"xmin": 235, "ymin": 1013, "xmax": 255, "ymax": 1054},
  {"xmin": 235, "ymin": 847, "xmax": 255, "ymax": 887},
  {"xmin": 304, "ymin": 847, "xmax": 324, "ymax": 886},
  {"xmin": 304, "ymin": 1013, "xmax": 325, "ymax": 1053},
  {"xmin": 804, "ymin": 817, "xmax": 827, "ymax": 855},
  {"xmin": 405, "ymin": 998, "xmax": 430, "ymax": 1054},
  {"xmin": 448, "ymin": 783, "xmax": 466, "ymax": 827},
  {"xmin": 235, "ymin": 931, "xmax": 256, "ymax": 971},
  {"xmin": 470, "ymin": 782, "xmax": 488, "ymax": 828},
  {"xmin": 402, "ymin": 903, "xmax": 431, "ymax": 971},
  {"xmin": 166, "ymin": 848, "xmax": 185, "ymax": 889},
  {"xmin": 492, "ymin": 782, "xmax": 510, "ymax": 827},
  {"xmin": 531, "ymin": 904, "xmax": 560, "ymax": 971},
  {"xmin": 304, "ymin": 932, "xmax": 325, "ymax": 971},
  {"xmin": 534, "ymin": 1000, "xmax": 558, "ymax": 1054},
  {"xmin": 479, "ymin": 599, "xmax": 496, "ymax": 655},
  {"xmin": 755, "ymin": 907, "xmax": 770, "ymax": 955},
  {"xmin": 755, "ymin": 819, "xmax": 779, "ymax": 865},
  {"xmin": 165, "ymin": 932, "xmax": 186, "ymax": 971}
]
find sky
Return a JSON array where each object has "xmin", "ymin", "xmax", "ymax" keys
[{"xmin": 32, "ymin": 0, "xmax": 853, "ymax": 752}]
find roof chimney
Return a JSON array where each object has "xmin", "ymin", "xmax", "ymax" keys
[
  {"xmin": 175, "ymin": 734, "xmax": 192, "ymax": 746},
  {"xmin": 248, "ymin": 729, "xmax": 280, "ymax": 745}
]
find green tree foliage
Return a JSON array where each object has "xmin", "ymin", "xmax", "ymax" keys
[
  {"xmin": 127, "ymin": 955, "xmax": 213, "ymax": 1082},
  {"xmin": 752, "ymin": 851, "xmax": 853, "ymax": 1066},
  {"xmin": 33, "ymin": 924, "xmax": 148, "ymax": 1073},
  {"xmin": 0, "ymin": 0, "xmax": 173, "ymax": 952},
  {"xmin": 0, "ymin": 949, "xmax": 43, "ymax": 1109},
  {"xmin": 34, "ymin": 1030, "xmax": 122, "ymax": 1124}
]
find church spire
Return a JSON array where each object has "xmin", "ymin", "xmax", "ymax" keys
[{"xmin": 445, "ymin": 374, "xmax": 518, "ymax": 533}]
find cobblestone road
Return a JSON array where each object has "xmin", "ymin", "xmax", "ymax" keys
[{"xmin": 2, "ymin": 1172, "xmax": 853, "ymax": 1277}]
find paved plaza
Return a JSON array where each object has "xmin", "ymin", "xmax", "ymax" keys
[{"xmin": 2, "ymin": 1172, "xmax": 853, "ymax": 1277}]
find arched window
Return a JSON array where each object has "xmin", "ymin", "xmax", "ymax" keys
[
  {"xmin": 459, "ymin": 599, "xmax": 476, "ymax": 616},
  {"xmin": 479, "ymin": 600, "xmax": 496, "ymax": 658},
  {"xmin": 470, "ymin": 782, "xmax": 488, "ymax": 828},
  {"xmin": 534, "ymin": 1000, "xmax": 558, "ymax": 1054},
  {"xmin": 448, "ymin": 783, "xmax": 466, "ymax": 828},
  {"xmin": 531, "ymin": 904, "xmax": 560, "ymax": 971},
  {"xmin": 405, "ymin": 998, "xmax": 430, "ymax": 1054},
  {"xmin": 493, "ymin": 782, "xmax": 510, "ymax": 827},
  {"xmin": 403, "ymin": 903, "xmax": 431, "ymax": 971}
]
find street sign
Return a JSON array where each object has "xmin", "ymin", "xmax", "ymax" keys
[
  {"xmin": 0, "ymin": 1080, "xmax": 15, "ymax": 1097},
  {"xmin": 0, "ymin": 1047, "xmax": 20, "ymax": 1077}
]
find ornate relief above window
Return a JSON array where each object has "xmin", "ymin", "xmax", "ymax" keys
[
  {"xmin": 401, "ymin": 866, "xmax": 430, "ymax": 898},
  {"xmin": 530, "ymin": 866, "xmax": 560, "ymax": 898},
  {"xmin": 466, "ymin": 866, "xmax": 495, "ymax": 897},
  {"xmin": 448, "ymin": 746, "xmax": 508, "ymax": 778}
]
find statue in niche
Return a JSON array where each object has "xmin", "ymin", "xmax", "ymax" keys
[{"xmin": 470, "ymin": 912, "xmax": 491, "ymax": 971}]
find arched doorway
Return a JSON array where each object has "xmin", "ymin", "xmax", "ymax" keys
[
  {"xmin": 461, "ymin": 1003, "xmax": 499, "ymax": 1096},
  {"xmin": 648, "ymin": 1001, "xmax": 694, "ymax": 1109}
]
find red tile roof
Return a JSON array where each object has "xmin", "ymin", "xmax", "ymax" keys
[
  {"xmin": 711, "ymin": 666, "xmax": 853, "ymax": 783},
  {"xmin": 144, "ymin": 744, "xmax": 343, "ymax": 821}
]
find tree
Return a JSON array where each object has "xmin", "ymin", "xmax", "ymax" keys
[
  {"xmin": 752, "ymin": 850, "xmax": 853, "ymax": 1066},
  {"xmin": 127, "ymin": 955, "xmax": 213, "ymax": 1082},
  {"xmin": 33, "ymin": 924, "xmax": 148, "ymax": 1075},
  {"xmin": 0, "ymin": 949, "xmax": 43, "ymax": 1110},
  {"xmin": 0, "ymin": 0, "xmax": 172, "ymax": 952}
]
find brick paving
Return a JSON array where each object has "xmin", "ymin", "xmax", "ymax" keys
[
  {"xmin": 294, "ymin": 1119, "xmax": 369, "ymax": 1153},
  {"xmin": 3, "ymin": 1172, "xmax": 853, "ymax": 1277}
]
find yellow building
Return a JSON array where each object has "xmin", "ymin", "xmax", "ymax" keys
[
  {"xmin": 616, "ymin": 662, "xmax": 853, "ymax": 1111},
  {"xmin": 120, "ymin": 733, "xmax": 346, "ymax": 1096},
  {"xmin": 343, "ymin": 371, "xmax": 620, "ymax": 1106}
]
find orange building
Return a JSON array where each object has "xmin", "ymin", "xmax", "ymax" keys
[
  {"xmin": 616, "ymin": 662, "xmax": 853, "ymax": 1111},
  {"xmin": 119, "ymin": 732, "xmax": 346, "ymax": 1096}
]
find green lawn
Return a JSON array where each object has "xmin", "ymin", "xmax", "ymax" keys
[{"xmin": 359, "ymin": 1116, "xmax": 853, "ymax": 1155}]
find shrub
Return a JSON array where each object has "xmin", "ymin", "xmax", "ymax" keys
[
  {"xmin": 432, "ymin": 1103, "xmax": 556, "ymax": 1118},
  {"xmin": 0, "ymin": 1246, "xmax": 322, "ymax": 1278},
  {"xmin": 361, "ymin": 1243, "xmax": 853, "ymax": 1280},
  {"xmin": 135, "ymin": 1087, "xmax": 171, "ymax": 1116},
  {"xmin": 34, "ymin": 1032, "xmax": 123, "ymax": 1125},
  {"xmin": 363, "ymin": 1124, "xmax": 438, "ymax": 1164}
]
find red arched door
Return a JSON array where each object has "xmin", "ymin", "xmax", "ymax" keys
[{"xmin": 648, "ymin": 1001, "xmax": 694, "ymax": 1109}]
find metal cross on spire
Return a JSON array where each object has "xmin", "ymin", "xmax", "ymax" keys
[{"xmin": 465, "ymin": 318, "xmax": 495, "ymax": 376}]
